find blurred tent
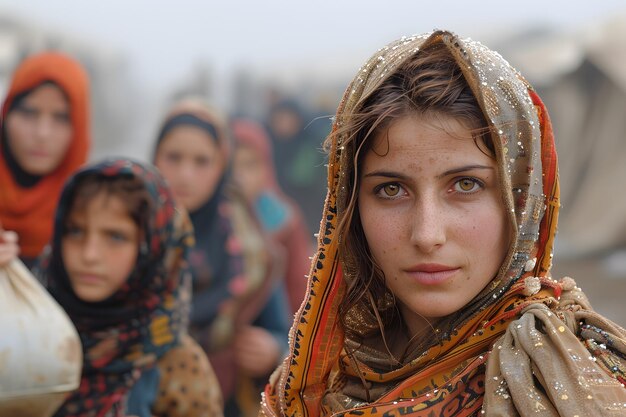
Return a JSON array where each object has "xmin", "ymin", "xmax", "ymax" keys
[{"xmin": 497, "ymin": 13, "xmax": 626, "ymax": 258}]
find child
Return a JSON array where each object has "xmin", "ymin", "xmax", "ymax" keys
[
  {"xmin": 39, "ymin": 158, "xmax": 221, "ymax": 417},
  {"xmin": 260, "ymin": 30, "xmax": 626, "ymax": 417}
]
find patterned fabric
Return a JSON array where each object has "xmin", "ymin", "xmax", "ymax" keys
[
  {"xmin": 43, "ymin": 158, "xmax": 194, "ymax": 417},
  {"xmin": 260, "ymin": 30, "xmax": 626, "ymax": 417},
  {"xmin": 0, "ymin": 52, "xmax": 90, "ymax": 261},
  {"xmin": 152, "ymin": 335, "xmax": 223, "ymax": 417}
]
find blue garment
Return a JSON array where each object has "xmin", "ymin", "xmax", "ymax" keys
[
  {"xmin": 223, "ymin": 283, "xmax": 291, "ymax": 417},
  {"xmin": 126, "ymin": 366, "xmax": 160, "ymax": 417},
  {"xmin": 255, "ymin": 192, "xmax": 290, "ymax": 233},
  {"xmin": 253, "ymin": 282, "xmax": 291, "ymax": 355}
]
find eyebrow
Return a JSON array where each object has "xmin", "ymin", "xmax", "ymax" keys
[
  {"xmin": 362, "ymin": 165, "xmax": 494, "ymax": 180},
  {"xmin": 437, "ymin": 165, "xmax": 494, "ymax": 178}
]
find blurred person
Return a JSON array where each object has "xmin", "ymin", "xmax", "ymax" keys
[
  {"xmin": 15, "ymin": 158, "xmax": 221, "ymax": 417},
  {"xmin": 231, "ymin": 118, "xmax": 312, "ymax": 314},
  {"xmin": 260, "ymin": 31, "xmax": 626, "ymax": 417},
  {"xmin": 266, "ymin": 98, "xmax": 328, "ymax": 234},
  {"xmin": 154, "ymin": 100, "xmax": 290, "ymax": 417},
  {"xmin": 0, "ymin": 52, "xmax": 90, "ymax": 269}
]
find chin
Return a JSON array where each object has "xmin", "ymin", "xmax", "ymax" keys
[
  {"xmin": 23, "ymin": 163, "xmax": 56, "ymax": 176},
  {"xmin": 184, "ymin": 199, "xmax": 204, "ymax": 213},
  {"xmin": 414, "ymin": 305, "xmax": 461, "ymax": 320},
  {"xmin": 73, "ymin": 288, "xmax": 108, "ymax": 303}
]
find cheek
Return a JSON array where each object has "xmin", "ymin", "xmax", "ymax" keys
[
  {"xmin": 60, "ymin": 240, "xmax": 76, "ymax": 269},
  {"xmin": 113, "ymin": 247, "xmax": 138, "ymax": 283},
  {"xmin": 472, "ymin": 207, "xmax": 507, "ymax": 249},
  {"xmin": 52, "ymin": 126, "xmax": 73, "ymax": 153},
  {"xmin": 195, "ymin": 164, "xmax": 222, "ymax": 194},
  {"xmin": 458, "ymin": 202, "xmax": 509, "ymax": 275},
  {"xmin": 5, "ymin": 117, "xmax": 29, "ymax": 148},
  {"xmin": 157, "ymin": 161, "xmax": 178, "ymax": 184},
  {"xmin": 359, "ymin": 199, "xmax": 402, "ymax": 264}
]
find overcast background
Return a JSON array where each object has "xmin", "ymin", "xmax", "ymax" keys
[{"xmin": 2, "ymin": 1, "xmax": 625, "ymax": 88}]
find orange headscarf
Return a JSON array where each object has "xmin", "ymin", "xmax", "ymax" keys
[{"xmin": 0, "ymin": 51, "xmax": 90, "ymax": 259}]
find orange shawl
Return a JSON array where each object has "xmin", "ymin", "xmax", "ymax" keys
[
  {"xmin": 261, "ymin": 31, "xmax": 626, "ymax": 417},
  {"xmin": 0, "ymin": 52, "xmax": 90, "ymax": 259}
]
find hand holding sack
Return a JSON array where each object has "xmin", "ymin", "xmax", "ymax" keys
[{"xmin": 0, "ymin": 259, "xmax": 82, "ymax": 417}]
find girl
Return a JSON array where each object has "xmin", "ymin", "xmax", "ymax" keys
[
  {"xmin": 41, "ymin": 158, "xmax": 221, "ymax": 417},
  {"xmin": 261, "ymin": 30, "xmax": 626, "ymax": 417},
  {"xmin": 0, "ymin": 52, "xmax": 90, "ymax": 268},
  {"xmin": 154, "ymin": 101, "xmax": 291, "ymax": 417},
  {"xmin": 231, "ymin": 118, "xmax": 312, "ymax": 314}
]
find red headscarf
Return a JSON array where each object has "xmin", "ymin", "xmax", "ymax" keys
[{"xmin": 0, "ymin": 51, "xmax": 90, "ymax": 259}]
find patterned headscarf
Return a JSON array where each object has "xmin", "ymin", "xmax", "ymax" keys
[
  {"xmin": 44, "ymin": 158, "xmax": 194, "ymax": 417},
  {"xmin": 261, "ymin": 30, "xmax": 626, "ymax": 417}
]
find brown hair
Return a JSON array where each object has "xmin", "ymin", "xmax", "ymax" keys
[
  {"xmin": 64, "ymin": 174, "xmax": 152, "ymax": 239},
  {"xmin": 329, "ymin": 43, "xmax": 494, "ymax": 356}
]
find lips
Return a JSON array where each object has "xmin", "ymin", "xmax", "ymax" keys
[
  {"xmin": 403, "ymin": 263, "xmax": 460, "ymax": 286},
  {"xmin": 28, "ymin": 150, "xmax": 50, "ymax": 158},
  {"xmin": 73, "ymin": 273, "xmax": 104, "ymax": 285}
]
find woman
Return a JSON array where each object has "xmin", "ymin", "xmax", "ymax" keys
[
  {"xmin": 154, "ymin": 101, "xmax": 291, "ymax": 417},
  {"xmin": 260, "ymin": 31, "xmax": 626, "ymax": 417},
  {"xmin": 0, "ymin": 51, "xmax": 90, "ymax": 268},
  {"xmin": 231, "ymin": 118, "xmax": 312, "ymax": 314},
  {"xmin": 40, "ymin": 158, "xmax": 221, "ymax": 417}
]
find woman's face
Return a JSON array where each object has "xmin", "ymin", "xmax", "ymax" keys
[
  {"xmin": 358, "ymin": 114, "xmax": 509, "ymax": 335},
  {"xmin": 154, "ymin": 125, "xmax": 224, "ymax": 212},
  {"xmin": 5, "ymin": 83, "xmax": 73, "ymax": 176},
  {"xmin": 62, "ymin": 192, "xmax": 139, "ymax": 303},
  {"xmin": 233, "ymin": 145, "xmax": 267, "ymax": 201}
]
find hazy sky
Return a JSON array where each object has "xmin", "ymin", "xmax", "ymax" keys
[{"xmin": 2, "ymin": 0, "xmax": 625, "ymax": 88}]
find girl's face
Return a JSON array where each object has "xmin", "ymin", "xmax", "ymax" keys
[
  {"xmin": 155, "ymin": 125, "xmax": 224, "ymax": 212},
  {"xmin": 62, "ymin": 192, "xmax": 139, "ymax": 303},
  {"xmin": 233, "ymin": 145, "xmax": 267, "ymax": 201},
  {"xmin": 5, "ymin": 83, "xmax": 73, "ymax": 175},
  {"xmin": 358, "ymin": 114, "xmax": 509, "ymax": 336}
]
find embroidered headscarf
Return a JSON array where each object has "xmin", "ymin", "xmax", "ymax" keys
[
  {"xmin": 0, "ymin": 51, "xmax": 90, "ymax": 261},
  {"xmin": 44, "ymin": 158, "xmax": 193, "ymax": 417},
  {"xmin": 261, "ymin": 30, "xmax": 626, "ymax": 417}
]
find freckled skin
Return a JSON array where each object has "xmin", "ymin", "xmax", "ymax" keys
[{"xmin": 358, "ymin": 114, "xmax": 510, "ymax": 337}]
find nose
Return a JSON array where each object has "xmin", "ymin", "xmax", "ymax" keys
[
  {"xmin": 409, "ymin": 193, "xmax": 446, "ymax": 253},
  {"xmin": 178, "ymin": 161, "xmax": 196, "ymax": 183},
  {"xmin": 81, "ymin": 234, "xmax": 101, "ymax": 264},
  {"xmin": 34, "ymin": 115, "xmax": 54, "ymax": 141}
]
